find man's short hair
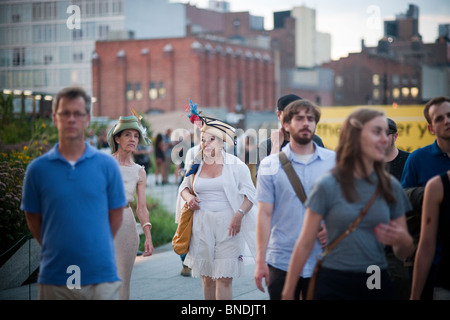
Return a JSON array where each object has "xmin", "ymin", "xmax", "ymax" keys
[
  {"xmin": 277, "ymin": 94, "xmax": 302, "ymax": 112},
  {"xmin": 387, "ymin": 118, "xmax": 397, "ymax": 134},
  {"xmin": 52, "ymin": 86, "xmax": 91, "ymax": 114},
  {"xmin": 424, "ymin": 96, "xmax": 450, "ymax": 124},
  {"xmin": 282, "ymin": 99, "xmax": 321, "ymax": 124}
]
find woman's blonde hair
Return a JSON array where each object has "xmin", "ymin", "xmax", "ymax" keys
[{"xmin": 332, "ymin": 108, "xmax": 395, "ymax": 203}]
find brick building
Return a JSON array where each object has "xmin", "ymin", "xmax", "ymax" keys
[
  {"xmin": 92, "ymin": 36, "xmax": 275, "ymax": 119},
  {"xmin": 323, "ymin": 51, "xmax": 421, "ymax": 106}
]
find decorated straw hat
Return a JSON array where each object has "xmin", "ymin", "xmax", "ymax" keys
[
  {"xmin": 107, "ymin": 110, "xmax": 151, "ymax": 153},
  {"xmin": 184, "ymin": 99, "xmax": 236, "ymax": 146}
]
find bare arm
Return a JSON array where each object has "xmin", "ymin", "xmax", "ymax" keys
[
  {"xmin": 254, "ymin": 201, "xmax": 273, "ymax": 293},
  {"xmin": 228, "ymin": 196, "xmax": 253, "ymax": 237},
  {"xmin": 136, "ymin": 167, "xmax": 154, "ymax": 256},
  {"xmin": 282, "ymin": 208, "xmax": 323, "ymax": 300},
  {"xmin": 410, "ymin": 175, "xmax": 442, "ymax": 299},
  {"xmin": 181, "ymin": 187, "xmax": 200, "ymax": 210},
  {"xmin": 25, "ymin": 212, "xmax": 42, "ymax": 246}
]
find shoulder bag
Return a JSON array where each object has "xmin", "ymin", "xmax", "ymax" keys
[{"xmin": 172, "ymin": 174, "xmax": 196, "ymax": 255}]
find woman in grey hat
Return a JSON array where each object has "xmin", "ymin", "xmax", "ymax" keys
[{"xmin": 108, "ymin": 115, "xmax": 154, "ymax": 300}]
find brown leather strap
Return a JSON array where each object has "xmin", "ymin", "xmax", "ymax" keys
[
  {"xmin": 321, "ymin": 189, "xmax": 379, "ymax": 257},
  {"xmin": 279, "ymin": 152, "xmax": 307, "ymax": 204}
]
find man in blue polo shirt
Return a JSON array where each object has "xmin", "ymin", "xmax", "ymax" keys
[
  {"xmin": 21, "ymin": 86, "xmax": 127, "ymax": 299},
  {"xmin": 401, "ymin": 96, "xmax": 450, "ymax": 188},
  {"xmin": 254, "ymin": 99, "xmax": 335, "ymax": 300}
]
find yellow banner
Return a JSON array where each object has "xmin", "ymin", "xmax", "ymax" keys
[{"xmin": 317, "ymin": 105, "xmax": 435, "ymax": 153}]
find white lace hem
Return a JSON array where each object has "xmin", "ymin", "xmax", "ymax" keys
[{"xmin": 184, "ymin": 256, "xmax": 244, "ymax": 279}]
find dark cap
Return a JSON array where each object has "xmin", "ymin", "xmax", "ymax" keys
[
  {"xmin": 277, "ymin": 94, "xmax": 302, "ymax": 111},
  {"xmin": 387, "ymin": 118, "xmax": 397, "ymax": 134}
]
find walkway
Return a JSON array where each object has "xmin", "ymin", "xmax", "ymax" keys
[{"xmin": 0, "ymin": 174, "xmax": 268, "ymax": 300}]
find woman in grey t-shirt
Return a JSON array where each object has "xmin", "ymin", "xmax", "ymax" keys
[{"xmin": 282, "ymin": 108, "xmax": 414, "ymax": 300}]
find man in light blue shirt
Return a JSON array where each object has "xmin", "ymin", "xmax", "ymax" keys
[{"xmin": 254, "ymin": 99, "xmax": 336, "ymax": 300}]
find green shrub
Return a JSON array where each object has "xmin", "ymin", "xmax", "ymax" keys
[{"xmin": 0, "ymin": 152, "xmax": 31, "ymax": 261}]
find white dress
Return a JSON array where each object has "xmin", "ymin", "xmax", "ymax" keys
[
  {"xmin": 184, "ymin": 175, "xmax": 245, "ymax": 279},
  {"xmin": 177, "ymin": 152, "xmax": 257, "ymax": 279},
  {"xmin": 114, "ymin": 163, "xmax": 143, "ymax": 300}
]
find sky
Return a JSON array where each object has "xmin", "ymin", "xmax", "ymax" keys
[{"xmin": 176, "ymin": 0, "xmax": 450, "ymax": 60}]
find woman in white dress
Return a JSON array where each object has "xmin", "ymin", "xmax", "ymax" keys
[
  {"xmin": 108, "ymin": 115, "xmax": 154, "ymax": 300},
  {"xmin": 176, "ymin": 108, "xmax": 257, "ymax": 300}
]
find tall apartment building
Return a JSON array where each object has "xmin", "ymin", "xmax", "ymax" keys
[
  {"xmin": 273, "ymin": 6, "xmax": 331, "ymax": 69},
  {"xmin": 0, "ymin": 0, "xmax": 134, "ymax": 99}
]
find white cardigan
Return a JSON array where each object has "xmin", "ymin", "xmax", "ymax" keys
[{"xmin": 175, "ymin": 151, "xmax": 257, "ymax": 259}]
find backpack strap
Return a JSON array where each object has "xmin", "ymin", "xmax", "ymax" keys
[{"xmin": 279, "ymin": 151, "xmax": 307, "ymax": 204}]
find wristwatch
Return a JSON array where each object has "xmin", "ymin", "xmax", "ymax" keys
[{"xmin": 238, "ymin": 209, "xmax": 246, "ymax": 216}]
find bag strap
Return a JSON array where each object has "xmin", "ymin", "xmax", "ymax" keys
[
  {"xmin": 321, "ymin": 189, "xmax": 379, "ymax": 258},
  {"xmin": 279, "ymin": 151, "xmax": 307, "ymax": 204}
]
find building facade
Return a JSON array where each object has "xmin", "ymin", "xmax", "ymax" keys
[{"xmin": 92, "ymin": 36, "xmax": 275, "ymax": 119}]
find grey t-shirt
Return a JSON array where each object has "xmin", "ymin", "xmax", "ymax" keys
[{"xmin": 306, "ymin": 171, "xmax": 412, "ymax": 272}]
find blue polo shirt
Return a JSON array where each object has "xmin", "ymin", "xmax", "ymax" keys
[
  {"xmin": 401, "ymin": 140, "xmax": 450, "ymax": 188},
  {"xmin": 256, "ymin": 143, "xmax": 336, "ymax": 276},
  {"xmin": 21, "ymin": 143, "xmax": 127, "ymax": 286}
]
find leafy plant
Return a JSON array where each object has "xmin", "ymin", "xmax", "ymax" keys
[{"xmin": 0, "ymin": 152, "xmax": 31, "ymax": 261}]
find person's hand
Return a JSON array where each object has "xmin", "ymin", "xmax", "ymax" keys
[
  {"xmin": 186, "ymin": 195, "xmax": 200, "ymax": 211},
  {"xmin": 317, "ymin": 224, "xmax": 327, "ymax": 248},
  {"xmin": 254, "ymin": 262, "xmax": 269, "ymax": 293},
  {"xmin": 143, "ymin": 239, "xmax": 154, "ymax": 256},
  {"xmin": 228, "ymin": 211, "xmax": 243, "ymax": 236},
  {"xmin": 374, "ymin": 220, "xmax": 407, "ymax": 246}
]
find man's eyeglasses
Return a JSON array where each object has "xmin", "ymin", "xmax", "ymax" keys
[{"xmin": 56, "ymin": 111, "xmax": 88, "ymax": 119}]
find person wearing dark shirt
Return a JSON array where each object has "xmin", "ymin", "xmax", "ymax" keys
[{"xmin": 385, "ymin": 118, "xmax": 410, "ymax": 181}]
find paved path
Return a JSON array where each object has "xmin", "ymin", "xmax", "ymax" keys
[{"xmin": 0, "ymin": 174, "xmax": 268, "ymax": 300}]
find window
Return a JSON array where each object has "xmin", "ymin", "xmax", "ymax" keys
[
  {"xmin": 392, "ymin": 88, "xmax": 400, "ymax": 99},
  {"xmin": 392, "ymin": 74, "xmax": 399, "ymax": 86},
  {"xmin": 149, "ymin": 82, "xmax": 157, "ymax": 100},
  {"xmin": 72, "ymin": 28, "xmax": 83, "ymax": 41},
  {"xmin": 158, "ymin": 82, "xmax": 165, "ymax": 98},
  {"xmin": 98, "ymin": 25, "xmax": 109, "ymax": 39},
  {"xmin": 401, "ymin": 87, "xmax": 410, "ymax": 98},
  {"xmin": 126, "ymin": 83, "xmax": 134, "ymax": 101},
  {"xmin": 12, "ymin": 14, "xmax": 21, "ymax": 23},
  {"xmin": 13, "ymin": 48, "xmax": 25, "ymax": 66},
  {"xmin": 73, "ymin": 52, "xmax": 83, "ymax": 63},
  {"xmin": 335, "ymin": 75, "xmax": 343, "ymax": 87},
  {"xmin": 135, "ymin": 83, "xmax": 142, "ymax": 100},
  {"xmin": 44, "ymin": 55, "xmax": 53, "ymax": 65},
  {"xmin": 372, "ymin": 74, "xmax": 380, "ymax": 86},
  {"xmin": 373, "ymin": 88, "xmax": 380, "ymax": 100}
]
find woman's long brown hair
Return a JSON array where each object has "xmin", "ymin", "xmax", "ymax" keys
[{"xmin": 332, "ymin": 108, "xmax": 396, "ymax": 203}]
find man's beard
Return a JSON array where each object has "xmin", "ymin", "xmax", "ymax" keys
[{"xmin": 291, "ymin": 129, "xmax": 314, "ymax": 145}]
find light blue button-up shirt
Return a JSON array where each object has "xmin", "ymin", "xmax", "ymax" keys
[{"xmin": 256, "ymin": 143, "xmax": 336, "ymax": 276}]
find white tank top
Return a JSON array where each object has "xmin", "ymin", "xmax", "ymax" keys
[{"xmin": 195, "ymin": 175, "xmax": 233, "ymax": 212}]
